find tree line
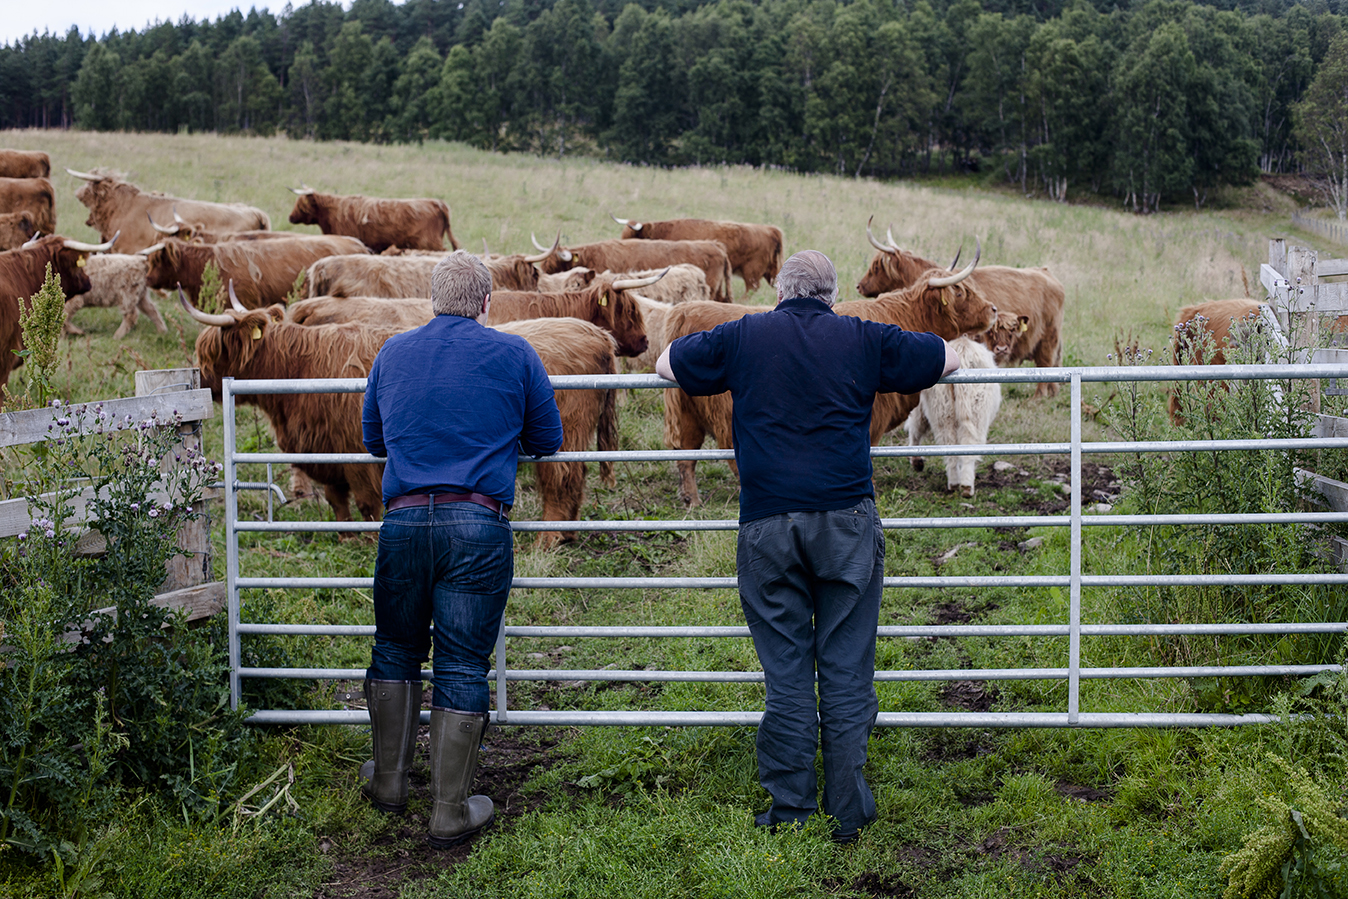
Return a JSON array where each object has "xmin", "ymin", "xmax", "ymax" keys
[{"xmin": 1, "ymin": 0, "xmax": 1345, "ymax": 212}]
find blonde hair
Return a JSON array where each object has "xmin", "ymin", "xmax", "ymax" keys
[{"xmin": 430, "ymin": 251, "xmax": 492, "ymax": 317}]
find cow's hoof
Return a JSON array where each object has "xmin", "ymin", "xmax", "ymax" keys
[
  {"xmin": 677, "ymin": 488, "xmax": 701, "ymax": 507},
  {"xmin": 959, "ymin": 486, "xmax": 975, "ymax": 498},
  {"xmin": 911, "ymin": 457, "xmax": 925, "ymax": 472}
]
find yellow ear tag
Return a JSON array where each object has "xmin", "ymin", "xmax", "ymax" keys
[
  {"xmin": 940, "ymin": 292, "xmax": 948, "ymax": 306},
  {"xmin": 598, "ymin": 291, "xmax": 608, "ymax": 307},
  {"xmin": 1019, "ymin": 321, "xmax": 1029, "ymax": 334},
  {"xmin": 76, "ymin": 256, "xmax": 86, "ymax": 267},
  {"xmin": 251, "ymin": 326, "xmax": 262, "ymax": 340}
]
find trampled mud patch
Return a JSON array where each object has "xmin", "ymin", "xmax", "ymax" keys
[
  {"xmin": 1054, "ymin": 782, "xmax": 1112, "ymax": 803},
  {"xmin": 939, "ymin": 680, "xmax": 998, "ymax": 712},
  {"xmin": 973, "ymin": 827, "xmax": 1093, "ymax": 883},
  {"xmin": 313, "ymin": 729, "xmax": 561, "ymax": 899},
  {"xmin": 848, "ymin": 871, "xmax": 919, "ymax": 897}
]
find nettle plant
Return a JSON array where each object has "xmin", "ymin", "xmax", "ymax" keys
[{"xmin": 0, "ymin": 402, "xmax": 252, "ymax": 862}]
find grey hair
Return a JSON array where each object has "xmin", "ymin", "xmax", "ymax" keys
[
  {"xmin": 776, "ymin": 249, "xmax": 838, "ymax": 306},
  {"xmin": 430, "ymin": 250, "xmax": 493, "ymax": 317}
]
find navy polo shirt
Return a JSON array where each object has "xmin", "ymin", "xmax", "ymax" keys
[
  {"xmin": 363, "ymin": 314, "xmax": 564, "ymax": 506},
  {"xmin": 669, "ymin": 296, "xmax": 947, "ymax": 522}
]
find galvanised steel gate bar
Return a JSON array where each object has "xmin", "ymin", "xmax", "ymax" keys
[{"xmin": 223, "ymin": 365, "xmax": 1348, "ymax": 728}]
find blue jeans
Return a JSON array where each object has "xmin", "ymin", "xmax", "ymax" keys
[
  {"xmin": 367, "ymin": 500, "xmax": 513, "ymax": 713},
  {"xmin": 736, "ymin": 498, "xmax": 884, "ymax": 835}
]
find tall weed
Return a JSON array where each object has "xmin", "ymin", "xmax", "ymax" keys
[{"xmin": 1105, "ymin": 301, "xmax": 1347, "ymax": 708}]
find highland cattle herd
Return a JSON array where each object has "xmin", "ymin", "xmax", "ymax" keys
[{"xmin": 0, "ymin": 144, "xmax": 1097, "ymax": 541}]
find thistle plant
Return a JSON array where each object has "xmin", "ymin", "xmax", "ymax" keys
[{"xmin": 0, "ymin": 400, "xmax": 247, "ymax": 864}]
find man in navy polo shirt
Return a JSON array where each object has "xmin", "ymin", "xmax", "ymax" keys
[
  {"xmin": 361, "ymin": 250, "xmax": 563, "ymax": 848},
  {"xmin": 656, "ymin": 249, "xmax": 958, "ymax": 843}
]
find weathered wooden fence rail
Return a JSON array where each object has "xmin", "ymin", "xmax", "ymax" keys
[{"xmin": 0, "ymin": 367, "xmax": 223, "ymax": 620}]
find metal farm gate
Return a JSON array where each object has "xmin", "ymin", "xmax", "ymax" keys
[{"xmin": 222, "ymin": 363, "xmax": 1348, "ymax": 730}]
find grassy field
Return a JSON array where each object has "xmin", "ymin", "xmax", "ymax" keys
[{"xmin": 2, "ymin": 129, "xmax": 1347, "ymax": 899}]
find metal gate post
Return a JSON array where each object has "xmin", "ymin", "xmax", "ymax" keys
[
  {"xmin": 495, "ymin": 618, "xmax": 508, "ymax": 723},
  {"xmin": 224, "ymin": 377, "xmax": 242, "ymax": 709},
  {"xmin": 1068, "ymin": 371, "xmax": 1082, "ymax": 724}
]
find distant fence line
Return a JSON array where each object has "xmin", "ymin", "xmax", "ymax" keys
[{"xmin": 1293, "ymin": 212, "xmax": 1348, "ymax": 246}]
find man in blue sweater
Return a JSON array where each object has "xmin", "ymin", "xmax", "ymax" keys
[
  {"xmin": 657, "ymin": 250, "xmax": 958, "ymax": 843},
  {"xmin": 361, "ymin": 250, "xmax": 563, "ymax": 848}
]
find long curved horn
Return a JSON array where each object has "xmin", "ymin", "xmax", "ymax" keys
[
  {"xmin": 526, "ymin": 231, "xmax": 565, "ymax": 262},
  {"xmin": 866, "ymin": 216, "xmax": 895, "ymax": 254},
  {"xmin": 228, "ymin": 280, "xmax": 249, "ymax": 313},
  {"xmin": 65, "ymin": 167, "xmax": 101, "ymax": 181},
  {"xmin": 179, "ymin": 286, "xmax": 235, "ymax": 326},
  {"xmin": 481, "ymin": 238, "xmax": 491, "ymax": 258},
  {"xmin": 612, "ymin": 268, "xmax": 669, "ymax": 291},
  {"xmin": 928, "ymin": 239, "xmax": 980, "ymax": 288},
  {"xmin": 611, "ymin": 214, "xmax": 630, "ymax": 226},
  {"xmin": 63, "ymin": 231, "xmax": 118, "ymax": 253},
  {"xmin": 148, "ymin": 212, "xmax": 179, "ymax": 235},
  {"xmin": 137, "ymin": 242, "xmax": 166, "ymax": 256},
  {"xmin": 289, "ymin": 185, "xmax": 316, "ymax": 196},
  {"xmin": 173, "ymin": 205, "xmax": 189, "ymax": 226},
  {"xmin": 948, "ymin": 246, "xmax": 962, "ymax": 271},
  {"xmin": 886, "ymin": 225, "xmax": 901, "ymax": 250}
]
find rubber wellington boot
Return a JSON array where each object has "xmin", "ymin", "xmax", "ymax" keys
[
  {"xmin": 358, "ymin": 679, "xmax": 421, "ymax": 814},
  {"xmin": 427, "ymin": 708, "xmax": 495, "ymax": 848}
]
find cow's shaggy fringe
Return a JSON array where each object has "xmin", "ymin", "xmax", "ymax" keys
[
  {"xmin": 860, "ymin": 243, "xmax": 1065, "ymax": 396},
  {"xmin": 196, "ymin": 308, "xmax": 395, "ymax": 523},
  {"xmin": 490, "ymin": 277, "xmax": 649, "ymax": 358}
]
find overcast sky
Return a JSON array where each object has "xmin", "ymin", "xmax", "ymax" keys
[{"xmin": 3, "ymin": 2, "xmax": 308, "ymax": 46}]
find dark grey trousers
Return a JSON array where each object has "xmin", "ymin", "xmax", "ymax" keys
[{"xmin": 736, "ymin": 498, "xmax": 884, "ymax": 834}]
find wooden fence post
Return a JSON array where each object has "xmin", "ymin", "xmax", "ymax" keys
[
  {"xmin": 135, "ymin": 368, "xmax": 212, "ymax": 593},
  {"xmin": 1288, "ymin": 245, "xmax": 1321, "ymax": 412}
]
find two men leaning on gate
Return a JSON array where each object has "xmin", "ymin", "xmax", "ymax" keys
[{"xmin": 357, "ymin": 248, "xmax": 956, "ymax": 848}]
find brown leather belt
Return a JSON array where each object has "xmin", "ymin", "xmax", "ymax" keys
[{"xmin": 386, "ymin": 492, "xmax": 509, "ymax": 517}]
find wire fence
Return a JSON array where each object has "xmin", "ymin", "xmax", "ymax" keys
[{"xmin": 223, "ymin": 364, "xmax": 1348, "ymax": 728}]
